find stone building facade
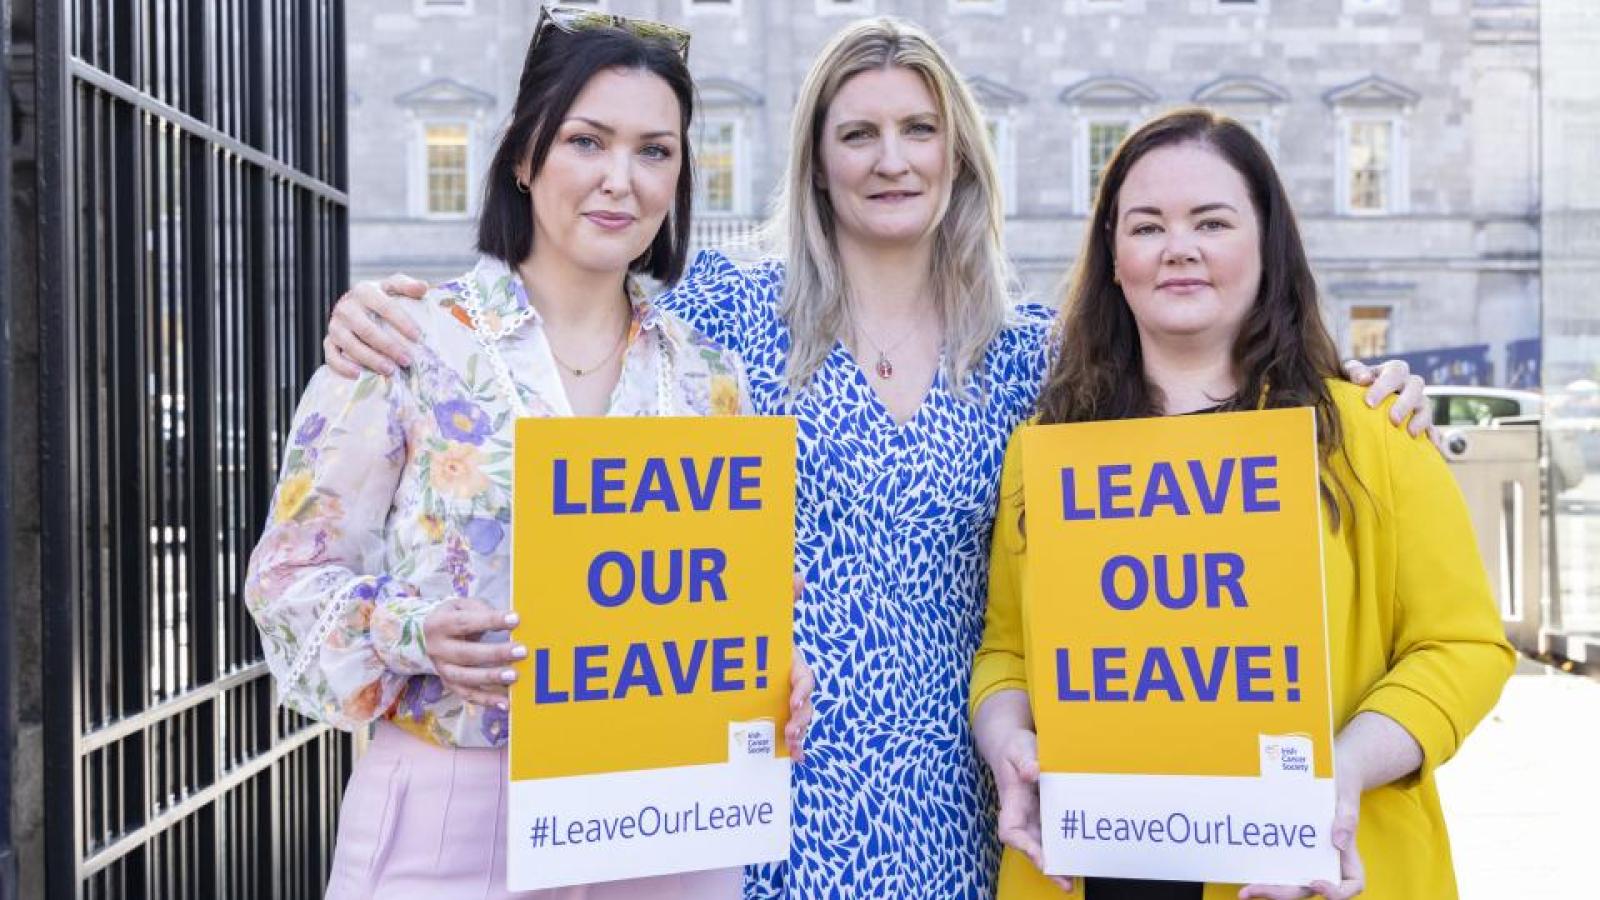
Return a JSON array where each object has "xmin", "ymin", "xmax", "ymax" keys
[{"xmin": 348, "ymin": 0, "xmax": 1539, "ymax": 384}]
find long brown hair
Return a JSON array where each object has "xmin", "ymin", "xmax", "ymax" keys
[{"xmin": 1036, "ymin": 108, "xmax": 1351, "ymax": 517}]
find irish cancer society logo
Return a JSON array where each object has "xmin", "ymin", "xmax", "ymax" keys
[
  {"xmin": 728, "ymin": 721, "xmax": 775, "ymax": 763},
  {"xmin": 1258, "ymin": 734, "xmax": 1313, "ymax": 779}
]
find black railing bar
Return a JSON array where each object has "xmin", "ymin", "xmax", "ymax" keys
[
  {"xmin": 0, "ymin": 0, "xmax": 16, "ymax": 889},
  {"xmin": 67, "ymin": 59, "xmax": 348, "ymax": 205},
  {"xmin": 79, "ymin": 663, "xmax": 269, "ymax": 753},
  {"xmin": 37, "ymin": 0, "xmax": 88, "ymax": 891},
  {"xmin": 79, "ymin": 723, "xmax": 334, "ymax": 880}
]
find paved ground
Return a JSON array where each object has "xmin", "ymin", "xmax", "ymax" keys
[{"xmin": 1438, "ymin": 658, "xmax": 1600, "ymax": 898}]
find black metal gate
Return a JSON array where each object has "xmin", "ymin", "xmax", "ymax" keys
[{"xmin": 35, "ymin": 1, "xmax": 352, "ymax": 897}]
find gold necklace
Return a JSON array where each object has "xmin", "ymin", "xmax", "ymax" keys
[{"xmin": 546, "ymin": 315, "xmax": 630, "ymax": 377}]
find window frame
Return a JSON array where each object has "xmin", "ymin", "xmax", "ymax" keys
[
  {"xmin": 1211, "ymin": 0, "xmax": 1268, "ymax": 11},
  {"xmin": 985, "ymin": 115, "xmax": 1017, "ymax": 216},
  {"xmin": 1336, "ymin": 112, "xmax": 1408, "ymax": 216},
  {"xmin": 1347, "ymin": 303, "xmax": 1396, "ymax": 359},
  {"xmin": 684, "ymin": 0, "xmax": 741, "ymax": 16},
  {"xmin": 814, "ymin": 0, "xmax": 876, "ymax": 16},
  {"xmin": 413, "ymin": 0, "xmax": 472, "ymax": 16},
  {"xmin": 693, "ymin": 115, "xmax": 747, "ymax": 218},
  {"xmin": 949, "ymin": 0, "xmax": 1006, "ymax": 14},
  {"xmin": 1075, "ymin": 114, "xmax": 1136, "ymax": 215},
  {"xmin": 416, "ymin": 119, "xmax": 474, "ymax": 220}
]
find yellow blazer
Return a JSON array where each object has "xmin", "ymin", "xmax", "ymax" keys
[{"xmin": 971, "ymin": 380, "xmax": 1515, "ymax": 900}]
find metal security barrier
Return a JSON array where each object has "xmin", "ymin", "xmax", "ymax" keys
[
  {"xmin": 1441, "ymin": 426, "xmax": 1544, "ymax": 654},
  {"xmin": 31, "ymin": 2, "xmax": 352, "ymax": 897}
]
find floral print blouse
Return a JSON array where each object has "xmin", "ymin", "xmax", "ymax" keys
[{"xmin": 244, "ymin": 256, "xmax": 751, "ymax": 749}]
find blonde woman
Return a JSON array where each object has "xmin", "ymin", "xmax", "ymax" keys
[{"xmin": 322, "ymin": 18, "xmax": 1428, "ymax": 898}]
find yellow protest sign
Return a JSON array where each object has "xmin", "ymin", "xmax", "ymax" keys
[
  {"xmin": 506, "ymin": 416, "xmax": 795, "ymax": 890},
  {"xmin": 1021, "ymin": 408, "xmax": 1338, "ymax": 885}
]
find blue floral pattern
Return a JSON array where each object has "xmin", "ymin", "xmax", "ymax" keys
[{"xmin": 660, "ymin": 251, "xmax": 1054, "ymax": 899}]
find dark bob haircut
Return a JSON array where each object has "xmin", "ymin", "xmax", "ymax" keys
[{"xmin": 477, "ymin": 26, "xmax": 696, "ymax": 284}]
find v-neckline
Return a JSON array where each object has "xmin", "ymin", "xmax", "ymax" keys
[{"xmin": 832, "ymin": 341, "xmax": 944, "ymax": 433}]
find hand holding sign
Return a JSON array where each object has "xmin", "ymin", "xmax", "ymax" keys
[
  {"xmin": 424, "ymin": 598, "xmax": 525, "ymax": 709},
  {"xmin": 508, "ymin": 416, "xmax": 796, "ymax": 890},
  {"xmin": 1022, "ymin": 408, "xmax": 1339, "ymax": 886},
  {"xmin": 785, "ymin": 575, "xmax": 814, "ymax": 764}
]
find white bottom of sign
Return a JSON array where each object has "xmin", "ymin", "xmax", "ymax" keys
[
  {"xmin": 1040, "ymin": 773, "xmax": 1339, "ymax": 886},
  {"xmin": 506, "ymin": 759, "xmax": 792, "ymax": 891}
]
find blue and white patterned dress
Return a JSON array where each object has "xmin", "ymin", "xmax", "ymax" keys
[{"xmin": 660, "ymin": 251, "xmax": 1053, "ymax": 899}]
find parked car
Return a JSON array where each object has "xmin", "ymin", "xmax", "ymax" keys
[{"xmin": 1425, "ymin": 386, "xmax": 1586, "ymax": 494}]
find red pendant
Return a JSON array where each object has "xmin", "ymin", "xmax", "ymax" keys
[{"xmin": 875, "ymin": 353, "xmax": 894, "ymax": 380}]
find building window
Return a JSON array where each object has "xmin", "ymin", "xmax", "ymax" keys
[
  {"xmin": 1344, "ymin": 117, "xmax": 1400, "ymax": 214},
  {"xmin": 415, "ymin": 0, "xmax": 472, "ymax": 14},
  {"xmin": 986, "ymin": 117, "xmax": 1016, "ymax": 215},
  {"xmin": 424, "ymin": 122, "xmax": 470, "ymax": 217},
  {"xmin": 1080, "ymin": 118, "xmax": 1130, "ymax": 212},
  {"xmin": 816, "ymin": 0, "xmax": 874, "ymax": 15},
  {"xmin": 695, "ymin": 119, "xmax": 741, "ymax": 216},
  {"xmin": 1349, "ymin": 306, "xmax": 1392, "ymax": 358},
  {"xmin": 1213, "ymin": 0, "xmax": 1265, "ymax": 9},
  {"xmin": 1235, "ymin": 116, "xmax": 1274, "ymax": 155}
]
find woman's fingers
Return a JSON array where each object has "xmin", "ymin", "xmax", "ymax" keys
[
  {"xmin": 433, "ymin": 637, "xmax": 526, "ymax": 668},
  {"xmin": 379, "ymin": 272, "xmax": 431, "ymax": 307},
  {"xmin": 438, "ymin": 601, "xmax": 516, "ymax": 640},
  {"xmin": 789, "ymin": 658, "xmax": 815, "ymax": 708},
  {"xmin": 1237, "ymin": 885, "xmax": 1312, "ymax": 900},
  {"xmin": 784, "ymin": 715, "xmax": 808, "ymax": 763},
  {"xmin": 1398, "ymin": 374, "xmax": 1432, "ymax": 436},
  {"xmin": 329, "ymin": 281, "xmax": 421, "ymax": 371},
  {"xmin": 436, "ymin": 660, "xmax": 517, "ymax": 689},
  {"xmin": 323, "ymin": 333, "xmax": 363, "ymax": 379},
  {"xmin": 441, "ymin": 679, "xmax": 511, "ymax": 710},
  {"xmin": 1311, "ymin": 801, "xmax": 1366, "ymax": 900},
  {"xmin": 436, "ymin": 660, "xmax": 515, "ymax": 709},
  {"xmin": 784, "ymin": 653, "xmax": 815, "ymax": 762},
  {"xmin": 1004, "ymin": 738, "xmax": 1041, "ymax": 783},
  {"xmin": 423, "ymin": 600, "xmax": 517, "ymax": 673},
  {"xmin": 1341, "ymin": 359, "xmax": 1376, "ymax": 386},
  {"xmin": 326, "ymin": 315, "xmax": 400, "ymax": 377},
  {"xmin": 1361, "ymin": 359, "xmax": 1411, "ymax": 409},
  {"xmin": 336, "ymin": 290, "xmax": 415, "ymax": 369}
]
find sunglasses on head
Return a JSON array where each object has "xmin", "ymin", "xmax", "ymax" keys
[{"xmin": 533, "ymin": 4, "xmax": 691, "ymax": 61}]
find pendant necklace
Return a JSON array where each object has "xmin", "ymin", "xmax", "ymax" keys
[
  {"xmin": 546, "ymin": 314, "xmax": 630, "ymax": 378},
  {"xmin": 852, "ymin": 304, "xmax": 931, "ymax": 380},
  {"xmin": 459, "ymin": 272, "xmax": 677, "ymax": 416}
]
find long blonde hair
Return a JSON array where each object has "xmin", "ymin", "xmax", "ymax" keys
[{"xmin": 772, "ymin": 17, "xmax": 1012, "ymax": 397}]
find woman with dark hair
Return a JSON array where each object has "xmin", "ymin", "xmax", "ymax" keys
[
  {"xmin": 244, "ymin": 11, "xmax": 810, "ymax": 899},
  {"xmin": 970, "ymin": 108, "xmax": 1514, "ymax": 900}
]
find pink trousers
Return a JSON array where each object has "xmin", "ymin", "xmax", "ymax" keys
[{"xmin": 325, "ymin": 723, "xmax": 744, "ymax": 900}]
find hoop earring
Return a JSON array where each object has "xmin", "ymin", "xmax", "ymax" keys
[{"xmin": 515, "ymin": 178, "xmax": 530, "ymax": 194}]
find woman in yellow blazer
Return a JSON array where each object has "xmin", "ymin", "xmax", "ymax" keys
[{"xmin": 970, "ymin": 108, "xmax": 1514, "ymax": 900}]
